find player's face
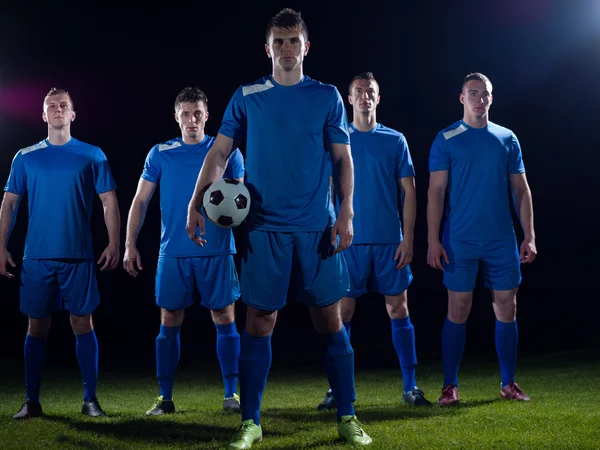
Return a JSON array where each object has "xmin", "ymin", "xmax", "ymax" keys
[
  {"xmin": 175, "ymin": 101, "xmax": 208, "ymax": 140},
  {"xmin": 348, "ymin": 79, "xmax": 380, "ymax": 113},
  {"xmin": 460, "ymin": 80, "xmax": 493, "ymax": 119},
  {"xmin": 265, "ymin": 27, "xmax": 310, "ymax": 72},
  {"xmin": 42, "ymin": 94, "xmax": 75, "ymax": 129}
]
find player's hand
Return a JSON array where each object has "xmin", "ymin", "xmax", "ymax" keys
[
  {"xmin": 332, "ymin": 208, "xmax": 353, "ymax": 254},
  {"xmin": 97, "ymin": 243, "xmax": 120, "ymax": 272},
  {"xmin": 394, "ymin": 239, "xmax": 413, "ymax": 270},
  {"xmin": 123, "ymin": 246, "xmax": 143, "ymax": 277},
  {"xmin": 519, "ymin": 237, "xmax": 537, "ymax": 264},
  {"xmin": 0, "ymin": 248, "xmax": 16, "ymax": 279},
  {"xmin": 186, "ymin": 203, "xmax": 207, "ymax": 247},
  {"xmin": 427, "ymin": 240, "xmax": 449, "ymax": 271}
]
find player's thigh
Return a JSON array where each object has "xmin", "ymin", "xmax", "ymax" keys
[
  {"xmin": 443, "ymin": 240, "xmax": 482, "ymax": 293},
  {"xmin": 155, "ymin": 257, "xmax": 194, "ymax": 311},
  {"xmin": 20, "ymin": 259, "xmax": 60, "ymax": 319},
  {"xmin": 345, "ymin": 245, "xmax": 371, "ymax": 299},
  {"xmin": 293, "ymin": 228, "xmax": 350, "ymax": 308},
  {"xmin": 56, "ymin": 259, "xmax": 100, "ymax": 316},
  {"xmin": 371, "ymin": 244, "xmax": 413, "ymax": 296},
  {"xmin": 481, "ymin": 240, "xmax": 521, "ymax": 291},
  {"xmin": 241, "ymin": 230, "xmax": 294, "ymax": 311},
  {"xmin": 193, "ymin": 255, "xmax": 240, "ymax": 311}
]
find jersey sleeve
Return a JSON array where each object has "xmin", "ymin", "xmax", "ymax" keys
[
  {"xmin": 219, "ymin": 87, "xmax": 247, "ymax": 141},
  {"xmin": 324, "ymin": 88, "xmax": 350, "ymax": 145},
  {"xmin": 92, "ymin": 148, "xmax": 118, "ymax": 194},
  {"xmin": 429, "ymin": 135, "xmax": 450, "ymax": 172},
  {"xmin": 142, "ymin": 146, "xmax": 161, "ymax": 183},
  {"xmin": 224, "ymin": 148, "xmax": 245, "ymax": 180},
  {"xmin": 508, "ymin": 134, "xmax": 525, "ymax": 174},
  {"xmin": 4, "ymin": 151, "xmax": 27, "ymax": 195},
  {"xmin": 396, "ymin": 134, "xmax": 416, "ymax": 179}
]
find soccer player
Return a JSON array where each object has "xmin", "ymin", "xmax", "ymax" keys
[
  {"xmin": 0, "ymin": 88, "xmax": 120, "ymax": 419},
  {"xmin": 427, "ymin": 73, "xmax": 537, "ymax": 405},
  {"xmin": 186, "ymin": 8, "xmax": 372, "ymax": 449},
  {"xmin": 123, "ymin": 87, "xmax": 244, "ymax": 415},
  {"xmin": 317, "ymin": 72, "xmax": 432, "ymax": 411}
]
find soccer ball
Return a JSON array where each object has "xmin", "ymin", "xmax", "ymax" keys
[{"xmin": 202, "ymin": 178, "xmax": 251, "ymax": 228}]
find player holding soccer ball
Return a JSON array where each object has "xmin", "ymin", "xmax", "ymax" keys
[
  {"xmin": 123, "ymin": 87, "xmax": 245, "ymax": 415},
  {"xmin": 187, "ymin": 8, "xmax": 372, "ymax": 449},
  {"xmin": 427, "ymin": 73, "xmax": 537, "ymax": 405},
  {"xmin": 317, "ymin": 72, "xmax": 432, "ymax": 411}
]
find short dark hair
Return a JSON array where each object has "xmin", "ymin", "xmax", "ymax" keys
[
  {"xmin": 45, "ymin": 87, "xmax": 74, "ymax": 109},
  {"xmin": 462, "ymin": 72, "xmax": 492, "ymax": 92},
  {"xmin": 266, "ymin": 8, "xmax": 308, "ymax": 41},
  {"xmin": 174, "ymin": 87, "xmax": 208, "ymax": 112},
  {"xmin": 349, "ymin": 72, "xmax": 379, "ymax": 94}
]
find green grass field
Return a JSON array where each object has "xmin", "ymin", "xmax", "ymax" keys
[{"xmin": 0, "ymin": 351, "xmax": 598, "ymax": 449}]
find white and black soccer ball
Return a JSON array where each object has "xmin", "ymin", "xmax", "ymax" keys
[{"xmin": 202, "ymin": 178, "xmax": 251, "ymax": 228}]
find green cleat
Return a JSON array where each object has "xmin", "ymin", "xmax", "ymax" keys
[
  {"xmin": 227, "ymin": 419, "xmax": 263, "ymax": 450},
  {"xmin": 338, "ymin": 415, "xmax": 372, "ymax": 446}
]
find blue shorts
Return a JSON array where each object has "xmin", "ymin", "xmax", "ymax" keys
[
  {"xmin": 156, "ymin": 255, "xmax": 240, "ymax": 311},
  {"xmin": 240, "ymin": 228, "xmax": 349, "ymax": 311},
  {"xmin": 20, "ymin": 259, "xmax": 100, "ymax": 319},
  {"xmin": 443, "ymin": 239, "xmax": 521, "ymax": 292},
  {"xmin": 346, "ymin": 244, "xmax": 412, "ymax": 298}
]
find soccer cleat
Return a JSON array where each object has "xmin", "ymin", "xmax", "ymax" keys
[
  {"xmin": 500, "ymin": 381, "xmax": 531, "ymax": 401},
  {"xmin": 227, "ymin": 419, "xmax": 263, "ymax": 450},
  {"xmin": 223, "ymin": 393, "xmax": 242, "ymax": 413},
  {"xmin": 317, "ymin": 389, "xmax": 337, "ymax": 411},
  {"xmin": 338, "ymin": 415, "xmax": 372, "ymax": 446},
  {"xmin": 146, "ymin": 396, "xmax": 175, "ymax": 415},
  {"xmin": 439, "ymin": 384, "xmax": 459, "ymax": 406},
  {"xmin": 81, "ymin": 397, "xmax": 107, "ymax": 417},
  {"xmin": 13, "ymin": 400, "xmax": 43, "ymax": 420},
  {"xmin": 402, "ymin": 387, "xmax": 432, "ymax": 406}
]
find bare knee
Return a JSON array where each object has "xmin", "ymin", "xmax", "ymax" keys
[
  {"xmin": 70, "ymin": 314, "xmax": 93, "ymax": 335},
  {"xmin": 246, "ymin": 307, "xmax": 277, "ymax": 337},
  {"xmin": 310, "ymin": 301, "xmax": 342, "ymax": 335},
  {"xmin": 447, "ymin": 291, "xmax": 473, "ymax": 324},
  {"xmin": 161, "ymin": 309, "xmax": 185, "ymax": 327},
  {"xmin": 210, "ymin": 303, "xmax": 235, "ymax": 325},
  {"xmin": 385, "ymin": 291, "xmax": 409, "ymax": 319},
  {"xmin": 28, "ymin": 317, "xmax": 51, "ymax": 337},
  {"xmin": 340, "ymin": 297, "xmax": 355, "ymax": 323},
  {"xmin": 492, "ymin": 289, "xmax": 518, "ymax": 322}
]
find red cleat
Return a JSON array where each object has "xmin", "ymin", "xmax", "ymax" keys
[
  {"xmin": 500, "ymin": 381, "xmax": 531, "ymax": 401},
  {"xmin": 439, "ymin": 384, "xmax": 459, "ymax": 406}
]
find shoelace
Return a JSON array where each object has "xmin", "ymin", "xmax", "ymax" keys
[
  {"xmin": 341, "ymin": 416, "xmax": 365, "ymax": 436},
  {"xmin": 232, "ymin": 422, "xmax": 255, "ymax": 440}
]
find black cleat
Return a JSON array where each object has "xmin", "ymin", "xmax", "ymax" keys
[
  {"xmin": 13, "ymin": 400, "xmax": 43, "ymax": 420},
  {"xmin": 223, "ymin": 393, "xmax": 241, "ymax": 413},
  {"xmin": 146, "ymin": 396, "xmax": 175, "ymax": 416},
  {"xmin": 317, "ymin": 389, "xmax": 337, "ymax": 411},
  {"xmin": 81, "ymin": 398, "xmax": 106, "ymax": 417}
]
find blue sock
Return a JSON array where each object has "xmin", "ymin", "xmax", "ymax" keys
[
  {"xmin": 239, "ymin": 330, "xmax": 272, "ymax": 426},
  {"xmin": 441, "ymin": 318, "xmax": 466, "ymax": 387},
  {"xmin": 343, "ymin": 321, "xmax": 351, "ymax": 340},
  {"xmin": 75, "ymin": 330, "xmax": 99, "ymax": 402},
  {"xmin": 495, "ymin": 319, "xmax": 518, "ymax": 387},
  {"xmin": 391, "ymin": 316, "xmax": 418, "ymax": 393},
  {"xmin": 156, "ymin": 325, "xmax": 181, "ymax": 401},
  {"xmin": 215, "ymin": 322, "xmax": 240, "ymax": 398},
  {"xmin": 321, "ymin": 328, "xmax": 356, "ymax": 421},
  {"xmin": 24, "ymin": 334, "xmax": 47, "ymax": 404}
]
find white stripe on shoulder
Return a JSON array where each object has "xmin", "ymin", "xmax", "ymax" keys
[
  {"xmin": 443, "ymin": 124, "xmax": 468, "ymax": 140},
  {"xmin": 158, "ymin": 141, "xmax": 183, "ymax": 151},
  {"xmin": 242, "ymin": 80, "xmax": 275, "ymax": 96},
  {"xmin": 21, "ymin": 141, "xmax": 48, "ymax": 155},
  {"xmin": 349, "ymin": 127, "xmax": 355, "ymax": 134}
]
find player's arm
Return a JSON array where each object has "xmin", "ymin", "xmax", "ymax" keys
[
  {"xmin": 123, "ymin": 178, "xmax": 157, "ymax": 277},
  {"xmin": 97, "ymin": 189, "xmax": 121, "ymax": 271},
  {"xmin": 509, "ymin": 173, "xmax": 537, "ymax": 263},
  {"xmin": 427, "ymin": 170, "xmax": 449, "ymax": 270},
  {"xmin": 395, "ymin": 176, "xmax": 416, "ymax": 269},
  {"xmin": 330, "ymin": 143, "xmax": 354, "ymax": 253},
  {"xmin": 0, "ymin": 192, "xmax": 21, "ymax": 278}
]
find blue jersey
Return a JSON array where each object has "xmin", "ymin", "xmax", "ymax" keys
[
  {"xmin": 429, "ymin": 120, "xmax": 525, "ymax": 241},
  {"xmin": 348, "ymin": 123, "xmax": 415, "ymax": 244},
  {"xmin": 142, "ymin": 136, "xmax": 245, "ymax": 257},
  {"xmin": 4, "ymin": 138, "xmax": 117, "ymax": 259},
  {"xmin": 219, "ymin": 75, "xmax": 350, "ymax": 232}
]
